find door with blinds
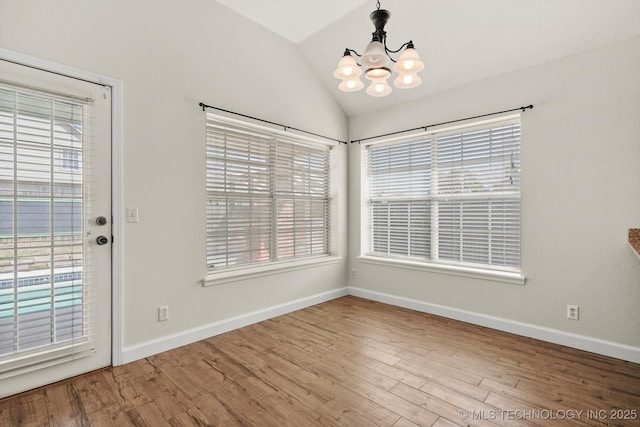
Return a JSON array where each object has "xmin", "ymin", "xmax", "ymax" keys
[{"xmin": 0, "ymin": 59, "xmax": 112, "ymax": 397}]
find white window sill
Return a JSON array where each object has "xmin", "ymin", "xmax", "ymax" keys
[
  {"xmin": 357, "ymin": 255, "xmax": 525, "ymax": 285},
  {"xmin": 203, "ymin": 256, "xmax": 343, "ymax": 287}
]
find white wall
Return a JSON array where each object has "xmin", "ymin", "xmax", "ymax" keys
[
  {"xmin": 349, "ymin": 36, "xmax": 640, "ymax": 351},
  {"xmin": 1, "ymin": 0, "xmax": 348, "ymax": 358}
]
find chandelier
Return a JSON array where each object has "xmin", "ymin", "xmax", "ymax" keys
[{"xmin": 333, "ymin": 1, "xmax": 424, "ymax": 97}]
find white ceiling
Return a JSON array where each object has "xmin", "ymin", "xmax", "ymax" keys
[
  {"xmin": 217, "ymin": 0, "xmax": 368, "ymax": 43},
  {"xmin": 217, "ymin": 0, "xmax": 640, "ymax": 117}
]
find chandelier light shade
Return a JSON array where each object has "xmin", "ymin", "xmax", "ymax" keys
[
  {"xmin": 366, "ymin": 78, "xmax": 392, "ymax": 97},
  {"xmin": 393, "ymin": 73, "xmax": 422, "ymax": 89},
  {"xmin": 333, "ymin": 54, "xmax": 361, "ymax": 80},
  {"xmin": 361, "ymin": 41, "xmax": 388, "ymax": 68},
  {"xmin": 338, "ymin": 78, "xmax": 365, "ymax": 92},
  {"xmin": 394, "ymin": 47, "xmax": 424, "ymax": 74},
  {"xmin": 333, "ymin": 1, "xmax": 424, "ymax": 97}
]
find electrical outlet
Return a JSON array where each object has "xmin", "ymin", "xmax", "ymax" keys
[
  {"xmin": 567, "ymin": 305, "xmax": 579, "ymax": 320},
  {"xmin": 158, "ymin": 305, "xmax": 169, "ymax": 322},
  {"xmin": 351, "ymin": 269, "xmax": 356, "ymax": 278}
]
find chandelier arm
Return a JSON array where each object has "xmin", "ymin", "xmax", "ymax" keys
[
  {"xmin": 381, "ymin": 38, "xmax": 402, "ymax": 63},
  {"xmin": 345, "ymin": 48, "xmax": 363, "ymax": 58},
  {"xmin": 385, "ymin": 40, "xmax": 412, "ymax": 55},
  {"xmin": 384, "ymin": 51, "xmax": 396, "ymax": 63}
]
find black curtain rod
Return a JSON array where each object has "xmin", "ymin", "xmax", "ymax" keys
[
  {"xmin": 199, "ymin": 102, "xmax": 347, "ymax": 144},
  {"xmin": 350, "ymin": 105, "xmax": 534, "ymax": 144}
]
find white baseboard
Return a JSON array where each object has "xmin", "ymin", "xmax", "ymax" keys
[
  {"xmin": 121, "ymin": 285, "xmax": 639, "ymax": 365},
  {"xmin": 348, "ymin": 287, "xmax": 640, "ymax": 364},
  {"xmin": 121, "ymin": 287, "xmax": 349, "ymax": 364}
]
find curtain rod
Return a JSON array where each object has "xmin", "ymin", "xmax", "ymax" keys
[
  {"xmin": 199, "ymin": 102, "xmax": 347, "ymax": 144},
  {"xmin": 350, "ymin": 104, "xmax": 534, "ymax": 144}
]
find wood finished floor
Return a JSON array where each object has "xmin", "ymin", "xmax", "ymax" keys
[{"xmin": 1, "ymin": 296, "xmax": 639, "ymax": 426}]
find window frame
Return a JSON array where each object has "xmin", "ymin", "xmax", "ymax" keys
[
  {"xmin": 360, "ymin": 114, "xmax": 525, "ymax": 285},
  {"xmin": 203, "ymin": 113, "xmax": 339, "ymax": 287}
]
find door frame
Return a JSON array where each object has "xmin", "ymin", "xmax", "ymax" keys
[{"xmin": 0, "ymin": 48, "xmax": 124, "ymax": 366}]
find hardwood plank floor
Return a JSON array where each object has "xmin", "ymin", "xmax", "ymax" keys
[{"xmin": 1, "ymin": 296, "xmax": 638, "ymax": 426}]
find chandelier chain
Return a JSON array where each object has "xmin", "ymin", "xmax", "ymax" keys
[{"xmin": 376, "ymin": 0, "xmax": 381, "ymax": 10}]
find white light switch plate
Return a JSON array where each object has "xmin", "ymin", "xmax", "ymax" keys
[{"xmin": 127, "ymin": 207, "xmax": 139, "ymax": 223}]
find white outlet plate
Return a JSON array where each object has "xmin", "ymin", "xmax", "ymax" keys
[
  {"xmin": 567, "ymin": 304, "xmax": 579, "ymax": 320},
  {"xmin": 158, "ymin": 306, "xmax": 169, "ymax": 322}
]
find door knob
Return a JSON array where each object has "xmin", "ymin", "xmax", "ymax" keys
[{"xmin": 96, "ymin": 235, "xmax": 109, "ymax": 245}]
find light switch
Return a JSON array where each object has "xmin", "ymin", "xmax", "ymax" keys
[{"xmin": 127, "ymin": 207, "xmax": 139, "ymax": 223}]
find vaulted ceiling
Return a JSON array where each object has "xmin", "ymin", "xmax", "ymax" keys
[{"xmin": 217, "ymin": 0, "xmax": 640, "ymax": 117}]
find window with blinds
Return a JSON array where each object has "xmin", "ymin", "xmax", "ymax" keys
[
  {"xmin": 0, "ymin": 84, "xmax": 92, "ymax": 373},
  {"xmin": 366, "ymin": 117, "xmax": 521, "ymax": 272},
  {"xmin": 206, "ymin": 115, "xmax": 330, "ymax": 271}
]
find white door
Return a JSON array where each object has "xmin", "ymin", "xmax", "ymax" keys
[{"xmin": 0, "ymin": 59, "xmax": 112, "ymax": 398}]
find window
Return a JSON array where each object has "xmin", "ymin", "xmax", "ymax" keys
[
  {"xmin": 206, "ymin": 115, "xmax": 331, "ymax": 272},
  {"xmin": 0, "ymin": 83, "xmax": 91, "ymax": 372},
  {"xmin": 365, "ymin": 116, "xmax": 521, "ymax": 274},
  {"xmin": 61, "ymin": 149, "xmax": 79, "ymax": 170}
]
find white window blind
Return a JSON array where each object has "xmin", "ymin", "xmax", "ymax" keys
[
  {"xmin": 206, "ymin": 115, "xmax": 330, "ymax": 271},
  {"xmin": 367, "ymin": 117, "xmax": 521, "ymax": 272},
  {"xmin": 370, "ymin": 138, "xmax": 432, "ymax": 258},
  {"xmin": 0, "ymin": 84, "xmax": 94, "ymax": 376}
]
